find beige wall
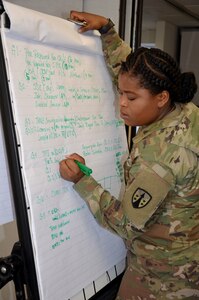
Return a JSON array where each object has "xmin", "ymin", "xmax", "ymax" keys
[
  {"xmin": 180, "ymin": 30, "xmax": 199, "ymax": 105},
  {"xmin": 155, "ymin": 21, "xmax": 178, "ymax": 59}
]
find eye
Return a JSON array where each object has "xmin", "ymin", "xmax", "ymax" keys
[{"xmin": 127, "ymin": 96, "xmax": 136, "ymax": 101}]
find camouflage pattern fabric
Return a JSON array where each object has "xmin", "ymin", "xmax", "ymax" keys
[
  {"xmin": 101, "ymin": 27, "xmax": 131, "ymax": 85},
  {"xmin": 73, "ymin": 28, "xmax": 199, "ymax": 299}
]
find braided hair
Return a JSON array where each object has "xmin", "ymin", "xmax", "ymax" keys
[{"xmin": 119, "ymin": 47, "xmax": 197, "ymax": 103}]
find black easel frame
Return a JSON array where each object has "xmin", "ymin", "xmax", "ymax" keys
[{"xmin": 0, "ymin": 24, "xmax": 40, "ymax": 300}]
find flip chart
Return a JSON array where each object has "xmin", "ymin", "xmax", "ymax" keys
[{"xmin": 1, "ymin": 2, "xmax": 128, "ymax": 299}]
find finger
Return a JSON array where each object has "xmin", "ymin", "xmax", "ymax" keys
[
  {"xmin": 59, "ymin": 159, "xmax": 79, "ymax": 180},
  {"xmin": 59, "ymin": 158, "xmax": 74, "ymax": 175},
  {"xmin": 65, "ymin": 158, "xmax": 79, "ymax": 172},
  {"xmin": 66, "ymin": 153, "xmax": 85, "ymax": 164},
  {"xmin": 78, "ymin": 25, "xmax": 91, "ymax": 33},
  {"xmin": 59, "ymin": 160, "xmax": 70, "ymax": 179},
  {"xmin": 70, "ymin": 11, "xmax": 85, "ymax": 22}
]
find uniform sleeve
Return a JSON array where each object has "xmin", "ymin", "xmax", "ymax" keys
[
  {"xmin": 122, "ymin": 161, "xmax": 175, "ymax": 230},
  {"xmin": 74, "ymin": 159, "xmax": 175, "ymax": 235},
  {"xmin": 100, "ymin": 28, "xmax": 131, "ymax": 85},
  {"xmin": 73, "ymin": 175, "xmax": 134, "ymax": 239}
]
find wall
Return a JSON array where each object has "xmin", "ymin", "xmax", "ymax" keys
[
  {"xmin": 3, "ymin": 0, "xmax": 82, "ymax": 19},
  {"xmin": 141, "ymin": 21, "xmax": 178, "ymax": 59},
  {"xmin": 180, "ymin": 30, "xmax": 199, "ymax": 105},
  {"xmin": 5, "ymin": 0, "xmax": 120, "ymax": 29},
  {"xmin": 155, "ymin": 21, "xmax": 178, "ymax": 59}
]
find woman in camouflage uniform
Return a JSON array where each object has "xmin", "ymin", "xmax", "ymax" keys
[{"xmin": 60, "ymin": 12, "xmax": 199, "ymax": 300}]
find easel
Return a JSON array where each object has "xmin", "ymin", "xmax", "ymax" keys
[
  {"xmin": 0, "ymin": 2, "xmax": 40, "ymax": 299},
  {"xmin": 0, "ymin": 2, "xmax": 25, "ymax": 298},
  {"xmin": 0, "ymin": 242, "xmax": 26, "ymax": 300}
]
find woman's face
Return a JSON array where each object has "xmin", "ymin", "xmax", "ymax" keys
[{"xmin": 118, "ymin": 73, "xmax": 168, "ymax": 127}]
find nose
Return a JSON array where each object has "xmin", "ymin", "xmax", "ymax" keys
[{"xmin": 119, "ymin": 93, "xmax": 128, "ymax": 107}]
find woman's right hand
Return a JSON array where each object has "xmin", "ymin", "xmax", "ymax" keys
[
  {"xmin": 59, "ymin": 153, "xmax": 85, "ymax": 184},
  {"xmin": 70, "ymin": 11, "xmax": 109, "ymax": 33}
]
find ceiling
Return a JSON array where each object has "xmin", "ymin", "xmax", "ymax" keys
[{"xmin": 142, "ymin": 0, "xmax": 199, "ymax": 31}]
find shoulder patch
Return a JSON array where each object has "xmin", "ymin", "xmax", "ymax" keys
[
  {"xmin": 132, "ymin": 188, "xmax": 152, "ymax": 208},
  {"xmin": 122, "ymin": 170, "xmax": 171, "ymax": 230}
]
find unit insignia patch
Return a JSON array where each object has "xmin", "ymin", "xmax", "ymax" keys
[{"xmin": 131, "ymin": 188, "xmax": 152, "ymax": 208}]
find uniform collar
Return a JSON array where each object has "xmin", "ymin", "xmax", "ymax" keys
[{"xmin": 133, "ymin": 103, "xmax": 183, "ymax": 143}]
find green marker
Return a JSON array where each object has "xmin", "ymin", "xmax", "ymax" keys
[{"xmin": 74, "ymin": 160, "xmax": 92, "ymax": 176}]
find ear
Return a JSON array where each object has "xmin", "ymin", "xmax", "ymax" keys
[{"xmin": 157, "ymin": 90, "xmax": 170, "ymax": 108}]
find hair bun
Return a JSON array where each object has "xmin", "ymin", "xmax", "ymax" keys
[{"xmin": 179, "ymin": 72, "xmax": 197, "ymax": 103}]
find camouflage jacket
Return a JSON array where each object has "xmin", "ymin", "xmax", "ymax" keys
[
  {"xmin": 74, "ymin": 28, "xmax": 199, "ymax": 298},
  {"xmin": 74, "ymin": 101, "xmax": 199, "ymax": 250}
]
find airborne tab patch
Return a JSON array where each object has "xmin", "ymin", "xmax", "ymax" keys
[{"xmin": 132, "ymin": 188, "xmax": 152, "ymax": 208}]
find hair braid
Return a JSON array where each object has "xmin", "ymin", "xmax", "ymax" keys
[{"xmin": 119, "ymin": 47, "xmax": 197, "ymax": 103}]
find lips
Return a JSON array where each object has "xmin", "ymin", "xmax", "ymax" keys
[{"xmin": 120, "ymin": 111, "xmax": 129, "ymax": 120}]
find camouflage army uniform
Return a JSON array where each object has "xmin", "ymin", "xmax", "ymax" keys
[{"xmin": 74, "ymin": 28, "xmax": 199, "ymax": 299}]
